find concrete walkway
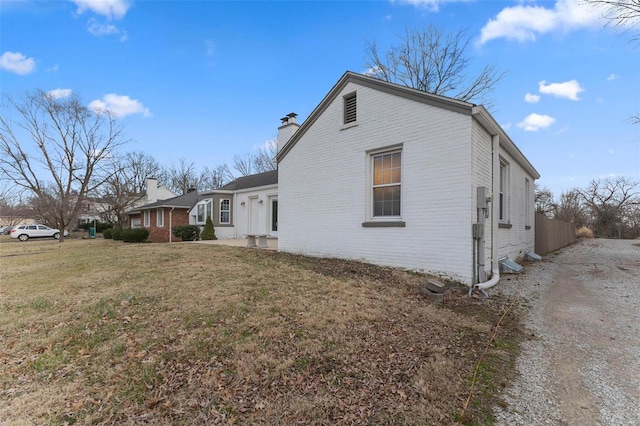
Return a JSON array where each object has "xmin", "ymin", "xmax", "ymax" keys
[{"xmin": 191, "ymin": 237, "xmax": 278, "ymax": 250}]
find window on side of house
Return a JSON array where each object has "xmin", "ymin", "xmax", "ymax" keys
[
  {"xmin": 157, "ymin": 208, "xmax": 164, "ymax": 227},
  {"xmin": 344, "ymin": 92, "xmax": 357, "ymax": 124},
  {"xmin": 372, "ymin": 150, "xmax": 402, "ymax": 218},
  {"xmin": 206, "ymin": 199, "xmax": 212, "ymax": 220},
  {"xmin": 143, "ymin": 210, "xmax": 150, "ymax": 227},
  {"xmin": 499, "ymin": 159, "xmax": 509, "ymax": 222},
  {"xmin": 197, "ymin": 203, "xmax": 205, "ymax": 223},
  {"xmin": 525, "ymin": 178, "xmax": 531, "ymax": 228},
  {"xmin": 220, "ymin": 199, "xmax": 230, "ymax": 224}
]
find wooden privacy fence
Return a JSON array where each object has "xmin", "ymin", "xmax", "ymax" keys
[{"xmin": 535, "ymin": 212, "xmax": 576, "ymax": 254}]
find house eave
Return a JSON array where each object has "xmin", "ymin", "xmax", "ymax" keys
[
  {"xmin": 277, "ymin": 71, "xmax": 474, "ymax": 163},
  {"xmin": 472, "ymin": 106, "xmax": 541, "ymax": 180}
]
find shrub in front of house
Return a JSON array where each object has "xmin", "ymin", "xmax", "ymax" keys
[
  {"xmin": 576, "ymin": 226, "xmax": 594, "ymax": 238},
  {"xmin": 201, "ymin": 217, "xmax": 217, "ymax": 240},
  {"xmin": 103, "ymin": 228, "xmax": 114, "ymax": 239},
  {"xmin": 172, "ymin": 225, "xmax": 200, "ymax": 241},
  {"xmin": 122, "ymin": 228, "xmax": 149, "ymax": 243},
  {"xmin": 111, "ymin": 228, "xmax": 124, "ymax": 241}
]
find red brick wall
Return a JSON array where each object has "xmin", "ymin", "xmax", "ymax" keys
[{"xmin": 144, "ymin": 208, "xmax": 191, "ymax": 243}]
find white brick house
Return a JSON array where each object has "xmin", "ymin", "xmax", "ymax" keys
[{"xmin": 276, "ymin": 72, "xmax": 540, "ymax": 287}]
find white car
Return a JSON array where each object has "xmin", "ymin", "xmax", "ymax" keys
[{"xmin": 10, "ymin": 224, "xmax": 69, "ymax": 241}]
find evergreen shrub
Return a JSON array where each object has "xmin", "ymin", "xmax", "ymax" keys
[{"xmin": 201, "ymin": 217, "xmax": 217, "ymax": 240}]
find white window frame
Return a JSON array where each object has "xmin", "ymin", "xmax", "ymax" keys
[
  {"xmin": 220, "ymin": 199, "xmax": 230, "ymax": 224},
  {"xmin": 143, "ymin": 210, "xmax": 150, "ymax": 227},
  {"xmin": 156, "ymin": 208, "xmax": 164, "ymax": 227},
  {"xmin": 499, "ymin": 159, "xmax": 510, "ymax": 223},
  {"xmin": 368, "ymin": 146, "xmax": 402, "ymax": 221}
]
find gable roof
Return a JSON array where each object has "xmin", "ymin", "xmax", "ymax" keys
[
  {"xmin": 276, "ymin": 71, "xmax": 474, "ymax": 162},
  {"xmin": 129, "ymin": 190, "xmax": 202, "ymax": 213},
  {"xmin": 218, "ymin": 170, "xmax": 278, "ymax": 191},
  {"xmin": 276, "ymin": 71, "xmax": 539, "ymax": 180}
]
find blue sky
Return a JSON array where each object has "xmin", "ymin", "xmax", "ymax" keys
[{"xmin": 1, "ymin": 0, "xmax": 638, "ymax": 198}]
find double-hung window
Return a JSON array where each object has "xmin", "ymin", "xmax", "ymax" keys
[
  {"xmin": 143, "ymin": 210, "xmax": 150, "ymax": 227},
  {"xmin": 499, "ymin": 159, "xmax": 509, "ymax": 223},
  {"xmin": 372, "ymin": 150, "xmax": 402, "ymax": 218},
  {"xmin": 156, "ymin": 209, "xmax": 164, "ymax": 227},
  {"xmin": 220, "ymin": 199, "xmax": 230, "ymax": 224}
]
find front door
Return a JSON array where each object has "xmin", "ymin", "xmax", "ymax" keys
[{"xmin": 249, "ymin": 197, "xmax": 260, "ymax": 234}]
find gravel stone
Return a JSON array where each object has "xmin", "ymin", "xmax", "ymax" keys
[{"xmin": 493, "ymin": 239, "xmax": 640, "ymax": 426}]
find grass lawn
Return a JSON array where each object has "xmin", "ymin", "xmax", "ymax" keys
[{"xmin": 0, "ymin": 237, "xmax": 524, "ymax": 425}]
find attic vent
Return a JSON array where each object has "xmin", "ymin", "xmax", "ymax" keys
[{"xmin": 344, "ymin": 92, "xmax": 357, "ymax": 124}]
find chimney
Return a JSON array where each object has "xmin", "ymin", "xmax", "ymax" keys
[
  {"xmin": 146, "ymin": 177, "xmax": 158, "ymax": 203},
  {"xmin": 277, "ymin": 112, "xmax": 300, "ymax": 152}
]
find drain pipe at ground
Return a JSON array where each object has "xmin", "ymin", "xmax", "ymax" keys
[{"xmin": 473, "ymin": 134, "xmax": 501, "ymax": 294}]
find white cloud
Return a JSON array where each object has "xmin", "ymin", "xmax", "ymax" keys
[
  {"xmin": 539, "ymin": 80, "xmax": 584, "ymax": 101},
  {"xmin": 607, "ymin": 73, "xmax": 619, "ymax": 81},
  {"xmin": 517, "ymin": 113, "xmax": 555, "ymax": 131},
  {"xmin": 0, "ymin": 51, "xmax": 36, "ymax": 75},
  {"xmin": 364, "ymin": 65, "xmax": 382, "ymax": 77},
  {"xmin": 501, "ymin": 122, "xmax": 512, "ymax": 130},
  {"xmin": 71, "ymin": 0, "xmax": 131, "ymax": 20},
  {"xmin": 87, "ymin": 18, "xmax": 127, "ymax": 40},
  {"xmin": 395, "ymin": 0, "xmax": 469, "ymax": 12},
  {"xmin": 478, "ymin": 0, "xmax": 605, "ymax": 44},
  {"xmin": 47, "ymin": 88, "xmax": 72, "ymax": 99},
  {"xmin": 88, "ymin": 94, "xmax": 151, "ymax": 118},
  {"xmin": 524, "ymin": 93, "xmax": 540, "ymax": 103}
]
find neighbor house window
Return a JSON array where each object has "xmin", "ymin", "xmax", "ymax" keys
[
  {"xmin": 156, "ymin": 208, "xmax": 164, "ymax": 227},
  {"xmin": 499, "ymin": 159, "xmax": 509, "ymax": 222},
  {"xmin": 143, "ymin": 210, "xmax": 150, "ymax": 227},
  {"xmin": 344, "ymin": 92, "xmax": 357, "ymax": 124},
  {"xmin": 372, "ymin": 150, "xmax": 401, "ymax": 217},
  {"xmin": 220, "ymin": 199, "xmax": 230, "ymax": 224}
]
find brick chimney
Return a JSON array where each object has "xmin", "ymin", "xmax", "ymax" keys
[
  {"xmin": 146, "ymin": 177, "xmax": 158, "ymax": 203},
  {"xmin": 277, "ymin": 112, "xmax": 300, "ymax": 152}
]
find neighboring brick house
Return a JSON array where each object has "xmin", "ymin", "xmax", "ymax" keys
[
  {"xmin": 127, "ymin": 190, "xmax": 201, "ymax": 243},
  {"xmin": 276, "ymin": 71, "xmax": 540, "ymax": 288},
  {"xmin": 126, "ymin": 178, "xmax": 177, "ymax": 229}
]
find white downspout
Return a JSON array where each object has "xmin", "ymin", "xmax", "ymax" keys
[
  {"xmin": 169, "ymin": 207, "xmax": 174, "ymax": 243},
  {"xmin": 476, "ymin": 134, "xmax": 500, "ymax": 290}
]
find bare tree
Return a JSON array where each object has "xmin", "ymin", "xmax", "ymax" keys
[
  {"xmin": 534, "ymin": 185, "xmax": 556, "ymax": 218},
  {"xmin": 199, "ymin": 164, "xmax": 233, "ymax": 190},
  {"xmin": 166, "ymin": 158, "xmax": 199, "ymax": 195},
  {"xmin": 89, "ymin": 152, "xmax": 165, "ymax": 226},
  {"xmin": 253, "ymin": 139, "xmax": 278, "ymax": 173},
  {"xmin": 555, "ymin": 189, "xmax": 589, "ymax": 229},
  {"xmin": 365, "ymin": 25, "xmax": 505, "ymax": 106},
  {"xmin": 583, "ymin": 0, "xmax": 640, "ymax": 122},
  {"xmin": 582, "ymin": 0, "xmax": 640, "ymax": 29},
  {"xmin": 0, "ymin": 90, "xmax": 127, "ymax": 240},
  {"xmin": 578, "ymin": 176, "xmax": 639, "ymax": 238},
  {"xmin": 232, "ymin": 153, "xmax": 255, "ymax": 177}
]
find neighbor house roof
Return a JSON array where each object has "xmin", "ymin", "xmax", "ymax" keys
[
  {"xmin": 218, "ymin": 170, "xmax": 278, "ymax": 191},
  {"xmin": 126, "ymin": 191, "xmax": 202, "ymax": 214}
]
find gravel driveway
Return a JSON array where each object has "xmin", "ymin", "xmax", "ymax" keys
[{"xmin": 494, "ymin": 238, "xmax": 640, "ymax": 425}]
